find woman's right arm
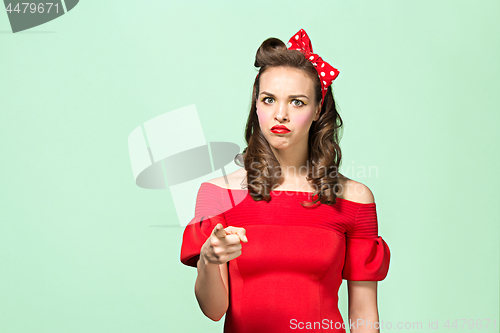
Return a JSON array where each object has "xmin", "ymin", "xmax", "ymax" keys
[
  {"xmin": 195, "ymin": 257, "xmax": 229, "ymax": 321},
  {"xmin": 194, "ymin": 223, "xmax": 247, "ymax": 321}
]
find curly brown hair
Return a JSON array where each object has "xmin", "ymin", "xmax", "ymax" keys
[{"xmin": 234, "ymin": 36, "xmax": 344, "ymax": 207}]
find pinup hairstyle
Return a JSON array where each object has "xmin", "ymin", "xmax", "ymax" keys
[{"xmin": 234, "ymin": 37, "xmax": 344, "ymax": 206}]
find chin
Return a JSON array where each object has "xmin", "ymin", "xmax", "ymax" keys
[
  {"xmin": 264, "ymin": 135, "xmax": 292, "ymax": 149},
  {"xmin": 270, "ymin": 141, "xmax": 291, "ymax": 150}
]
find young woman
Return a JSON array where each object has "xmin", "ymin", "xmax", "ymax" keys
[{"xmin": 180, "ymin": 29, "xmax": 391, "ymax": 333}]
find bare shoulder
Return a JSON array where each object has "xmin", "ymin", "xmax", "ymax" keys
[
  {"xmin": 337, "ymin": 174, "xmax": 375, "ymax": 204},
  {"xmin": 205, "ymin": 167, "xmax": 247, "ymax": 190}
]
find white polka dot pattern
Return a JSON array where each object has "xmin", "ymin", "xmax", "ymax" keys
[{"xmin": 286, "ymin": 28, "xmax": 340, "ymax": 102}]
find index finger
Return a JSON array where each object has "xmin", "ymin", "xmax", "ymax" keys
[{"xmin": 212, "ymin": 223, "xmax": 227, "ymax": 239}]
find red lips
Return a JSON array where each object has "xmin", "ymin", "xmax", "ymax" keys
[{"xmin": 271, "ymin": 125, "xmax": 290, "ymax": 134}]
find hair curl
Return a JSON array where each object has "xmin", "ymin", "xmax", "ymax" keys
[{"xmin": 234, "ymin": 36, "xmax": 344, "ymax": 206}]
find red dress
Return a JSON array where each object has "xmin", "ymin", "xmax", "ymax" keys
[{"xmin": 180, "ymin": 182, "xmax": 390, "ymax": 333}]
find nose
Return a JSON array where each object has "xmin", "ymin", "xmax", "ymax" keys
[{"xmin": 275, "ymin": 101, "xmax": 289, "ymax": 122}]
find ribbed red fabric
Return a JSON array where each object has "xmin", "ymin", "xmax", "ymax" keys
[{"xmin": 180, "ymin": 182, "xmax": 391, "ymax": 333}]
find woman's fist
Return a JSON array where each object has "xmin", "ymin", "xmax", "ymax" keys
[{"xmin": 200, "ymin": 223, "xmax": 248, "ymax": 265}]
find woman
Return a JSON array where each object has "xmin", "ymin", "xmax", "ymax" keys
[{"xmin": 180, "ymin": 29, "xmax": 391, "ymax": 333}]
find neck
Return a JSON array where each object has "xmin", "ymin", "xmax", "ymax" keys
[{"xmin": 270, "ymin": 139, "xmax": 310, "ymax": 179}]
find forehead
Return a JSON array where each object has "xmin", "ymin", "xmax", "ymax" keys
[{"xmin": 259, "ymin": 66, "xmax": 315, "ymax": 94}]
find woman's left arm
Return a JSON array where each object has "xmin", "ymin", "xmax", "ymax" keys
[{"xmin": 347, "ymin": 281, "xmax": 380, "ymax": 333}]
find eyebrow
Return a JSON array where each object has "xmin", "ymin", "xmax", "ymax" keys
[{"xmin": 259, "ymin": 91, "xmax": 310, "ymax": 99}]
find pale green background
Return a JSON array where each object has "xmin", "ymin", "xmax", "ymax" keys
[{"xmin": 1, "ymin": 0, "xmax": 499, "ymax": 332}]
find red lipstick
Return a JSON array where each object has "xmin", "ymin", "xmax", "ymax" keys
[{"xmin": 270, "ymin": 125, "xmax": 290, "ymax": 134}]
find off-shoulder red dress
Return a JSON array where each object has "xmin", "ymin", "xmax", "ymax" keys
[{"xmin": 180, "ymin": 182, "xmax": 390, "ymax": 333}]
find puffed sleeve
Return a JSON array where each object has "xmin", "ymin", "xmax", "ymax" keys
[
  {"xmin": 342, "ymin": 203, "xmax": 391, "ymax": 281},
  {"xmin": 180, "ymin": 183, "xmax": 228, "ymax": 268}
]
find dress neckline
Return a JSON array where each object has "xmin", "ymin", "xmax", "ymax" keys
[{"xmin": 201, "ymin": 181, "xmax": 376, "ymax": 206}]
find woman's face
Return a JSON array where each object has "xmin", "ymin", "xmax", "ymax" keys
[{"xmin": 256, "ymin": 66, "xmax": 320, "ymax": 151}]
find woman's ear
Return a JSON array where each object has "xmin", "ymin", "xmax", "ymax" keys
[{"xmin": 314, "ymin": 105, "xmax": 321, "ymax": 121}]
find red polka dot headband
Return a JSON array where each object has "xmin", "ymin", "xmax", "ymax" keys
[{"xmin": 287, "ymin": 28, "xmax": 340, "ymax": 103}]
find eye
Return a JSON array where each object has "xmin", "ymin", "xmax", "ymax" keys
[
  {"xmin": 261, "ymin": 96, "xmax": 274, "ymax": 104},
  {"xmin": 291, "ymin": 99, "xmax": 305, "ymax": 107}
]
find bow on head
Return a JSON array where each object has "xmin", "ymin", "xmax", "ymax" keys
[{"xmin": 287, "ymin": 29, "xmax": 339, "ymax": 102}]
